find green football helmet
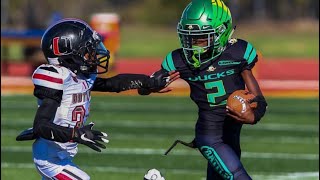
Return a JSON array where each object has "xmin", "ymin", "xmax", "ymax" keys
[{"xmin": 177, "ymin": 0, "xmax": 234, "ymax": 68}]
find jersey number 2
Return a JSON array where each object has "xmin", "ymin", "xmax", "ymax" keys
[{"xmin": 205, "ymin": 80, "xmax": 227, "ymax": 106}]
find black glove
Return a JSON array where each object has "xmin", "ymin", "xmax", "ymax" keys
[
  {"xmin": 145, "ymin": 69, "xmax": 170, "ymax": 90},
  {"xmin": 72, "ymin": 122, "xmax": 109, "ymax": 152}
]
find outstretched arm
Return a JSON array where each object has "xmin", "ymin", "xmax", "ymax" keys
[
  {"xmin": 138, "ymin": 70, "xmax": 180, "ymax": 95},
  {"xmin": 92, "ymin": 69, "xmax": 180, "ymax": 93}
]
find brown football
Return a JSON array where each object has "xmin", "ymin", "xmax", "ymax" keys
[{"xmin": 227, "ymin": 90, "xmax": 257, "ymax": 113}]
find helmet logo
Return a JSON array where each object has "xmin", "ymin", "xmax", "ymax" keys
[
  {"xmin": 188, "ymin": 25, "xmax": 193, "ymax": 30},
  {"xmin": 202, "ymin": 25, "xmax": 212, "ymax": 30},
  {"xmin": 52, "ymin": 36, "xmax": 73, "ymax": 56},
  {"xmin": 92, "ymin": 30, "xmax": 100, "ymax": 41},
  {"xmin": 207, "ymin": 65, "xmax": 216, "ymax": 72}
]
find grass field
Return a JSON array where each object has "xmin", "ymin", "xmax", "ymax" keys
[{"xmin": 1, "ymin": 95, "xmax": 319, "ymax": 180}]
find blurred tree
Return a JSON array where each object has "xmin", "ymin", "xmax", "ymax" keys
[
  {"xmin": 1, "ymin": 0, "xmax": 319, "ymax": 29},
  {"xmin": 253, "ymin": 0, "xmax": 266, "ymax": 20},
  {"xmin": 25, "ymin": 0, "xmax": 49, "ymax": 29},
  {"xmin": 1, "ymin": 0, "xmax": 9, "ymax": 28},
  {"xmin": 227, "ymin": 0, "xmax": 240, "ymax": 23}
]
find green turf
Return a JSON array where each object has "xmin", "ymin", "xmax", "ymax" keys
[{"xmin": 1, "ymin": 95, "xmax": 319, "ymax": 180}]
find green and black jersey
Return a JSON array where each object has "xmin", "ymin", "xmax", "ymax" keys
[{"xmin": 161, "ymin": 38, "xmax": 258, "ymax": 111}]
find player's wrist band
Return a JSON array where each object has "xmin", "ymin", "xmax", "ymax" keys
[{"xmin": 253, "ymin": 95, "xmax": 268, "ymax": 123}]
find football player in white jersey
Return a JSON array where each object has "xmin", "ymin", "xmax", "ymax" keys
[{"xmin": 16, "ymin": 18, "xmax": 180, "ymax": 180}]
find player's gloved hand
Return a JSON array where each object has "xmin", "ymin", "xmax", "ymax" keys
[
  {"xmin": 72, "ymin": 122, "xmax": 109, "ymax": 152},
  {"xmin": 139, "ymin": 69, "xmax": 180, "ymax": 95}
]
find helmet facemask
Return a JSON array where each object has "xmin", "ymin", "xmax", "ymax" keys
[
  {"xmin": 60, "ymin": 38, "xmax": 110, "ymax": 76},
  {"xmin": 178, "ymin": 23, "xmax": 231, "ymax": 69},
  {"xmin": 76, "ymin": 40, "xmax": 110, "ymax": 75}
]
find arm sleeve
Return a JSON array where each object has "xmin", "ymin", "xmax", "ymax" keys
[
  {"xmin": 32, "ymin": 65, "xmax": 64, "ymax": 102},
  {"xmin": 31, "ymin": 65, "xmax": 75, "ymax": 142},
  {"xmin": 92, "ymin": 74, "xmax": 150, "ymax": 92},
  {"xmin": 252, "ymin": 95, "xmax": 268, "ymax": 123},
  {"xmin": 232, "ymin": 39, "xmax": 258, "ymax": 71},
  {"xmin": 242, "ymin": 41, "xmax": 258, "ymax": 70},
  {"xmin": 33, "ymin": 98, "xmax": 74, "ymax": 142}
]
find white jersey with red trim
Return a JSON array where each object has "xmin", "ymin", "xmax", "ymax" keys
[{"xmin": 32, "ymin": 64, "xmax": 97, "ymax": 160}]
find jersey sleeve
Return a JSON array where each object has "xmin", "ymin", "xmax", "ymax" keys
[
  {"xmin": 230, "ymin": 39, "xmax": 258, "ymax": 71},
  {"xmin": 31, "ymin": 65, "xmax": 64, "ymax": 102},
  {"xmin": 242, "ymin": 40, "xmax": 258, "ymax": 70},
  {"xmin": 161, "ymin": 52, "xmax": 177, "ymax": 72}
]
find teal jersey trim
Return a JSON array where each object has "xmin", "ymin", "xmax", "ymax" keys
[
  {"xmin": 200, "ymin": 146, "xmax": 233, "ymax": 179},
  {"xmin": 161, "ymin": 53, "xmax": 176, "ymax": 71},
  {"xmin": 243, "ymin": 42, "xmax": 257, "ymax": 65}
]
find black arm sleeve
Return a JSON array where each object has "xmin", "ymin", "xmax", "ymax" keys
[
  {"xmin": 92, "ymin": 74, "xmax": 150, "ymax": 92},
  {"xmin": 252, "ymin": 95, "xmax": 268, "ymax": 123},
  {"xmin": 33, "ymin": 98, "xmax": 74, "ymax": 143},
  {"xmin": 34, "ymin": 85, "xmax": 63, "ymax": 102}
]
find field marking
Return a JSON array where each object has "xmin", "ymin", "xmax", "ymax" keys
[
  {"xmin": 1, "ymin": 119, "xmax": 318, "ymax": 132},
  {"xmin": 251, "ymin": 172, "xmax": 320, "ymax": 180},
  {"xmin": 2, "ymin": 162, "xmax": 319, "ymax": 180},
  {"xmin": 2, "ymin": 146, "xmax": 318, "ymax": 160},
  {"xmin": 2, "ymin": 129, "xmax": 319, "ymax": 145},
  {"xmin": 1, "ymin": 162, "xmax": 202, "ymax": 174}
]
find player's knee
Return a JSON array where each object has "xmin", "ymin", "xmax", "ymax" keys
[
  {"xmin": 232, "ymin": 168, "xmax": 252, "ymax": 180},
  {"xmin": 81, "ymin": 173, "xmax": 90, "ymax": 180},
  {"xmin": 60, "ymin": 166, "xmax": 90, "ymax": 180}
]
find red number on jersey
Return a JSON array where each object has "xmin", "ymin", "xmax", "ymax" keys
[{"xmin": 72, "ymin": 105, "xmax": 86, "ymax": 128}]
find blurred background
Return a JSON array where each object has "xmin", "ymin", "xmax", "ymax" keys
[{"xmin": 1, "ymin": 0, "xmax": 319, "ymax": 180}]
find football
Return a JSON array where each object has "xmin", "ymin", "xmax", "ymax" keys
[{"xmin": 227, "ymin": 90, "xmax": 257, "ymax": 113}]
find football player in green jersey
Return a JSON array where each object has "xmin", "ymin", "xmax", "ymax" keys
[{"xmin": 139, "ymin": 0, "xmax": 267, "ymax": 179}]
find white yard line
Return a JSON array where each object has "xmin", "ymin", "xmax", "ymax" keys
[
  {"xmin": 2, "ymin": 119, "xmax": 318, "ymax": 132},
  {"xmin": 0, "ymin": 162, "xmax": 201, "ymax": 174},
  {"xmin": 3, "ymin": 129, "xmax": 319, "ymax": 144},
  {"xmin": 2, "ymin": 162, "xmax": 319, "ymax": 180},
  {"xmin": 2, "ymin": 146, "xmax": 318, "ymax": 160}
]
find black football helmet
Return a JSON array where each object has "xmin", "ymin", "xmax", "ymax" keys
[{"xmin": 41, "ymin": 18, "xmax": 110, "ymax": 75}]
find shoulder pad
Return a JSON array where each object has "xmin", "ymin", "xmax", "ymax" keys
[
  {"xmin": 161, "ymin": 51, "xmax": 176, "ymax": 71},
  {"xmin": 242, "ymin": 40, "xmax": 257, "ymax": 65},
  {"xmin": 228, "ymin": 38, "xmax": 257, "ymax": 65},
  {"xmin": 32, "ymin": 65, "xmax": 66, "ymax": 90}
]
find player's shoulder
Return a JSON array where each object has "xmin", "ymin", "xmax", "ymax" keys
[
  {"xmin": 225, "ymin": 38, "xmax": 258, "ymax": 64},
  {"xmin": 161, "ymin": 48, "xmax": 185, "ymax": 72},
  {"xmin": 32, "ymin": 64, "xmax": 72, "ymax": 90}
]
